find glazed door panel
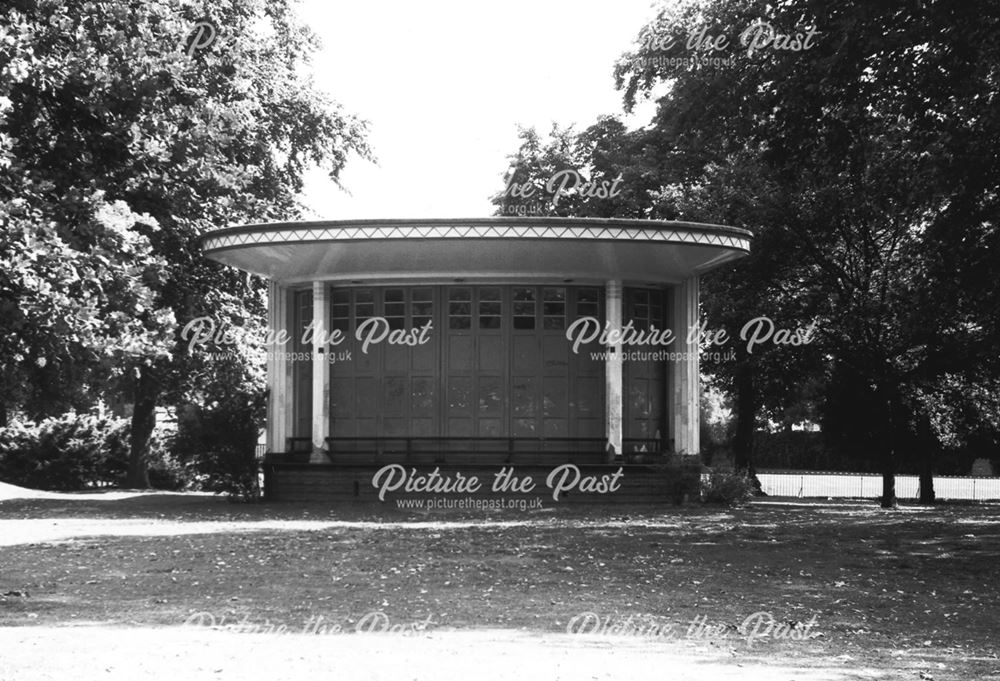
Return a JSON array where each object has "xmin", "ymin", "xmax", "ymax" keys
[
  {"xmin": 292, "ymin": 289, "xmax": 313, "ymax": 440},
  {"xmin": 327, "ymin": 284, "xmax": 610, "ymax": 445},
  {"xmin": 328, "ymin": 286, "xmax": 439, "ymax": 439},
  {"xmin": 623, "ymin": 288, "xmax": 667, "ymax": 443}
]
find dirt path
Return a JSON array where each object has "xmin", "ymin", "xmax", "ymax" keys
[
  {"xmin": 2, "ymin": 492, "xmax": 997, "ymax": 680},
  {"xmin": 0, "ymin": 626, "xmax": 871, "ymax": 681}
]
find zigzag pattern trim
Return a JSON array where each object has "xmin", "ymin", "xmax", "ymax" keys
[{"xmin": 202, "ymin": 224, "xmax": 751, "ymax": 252}]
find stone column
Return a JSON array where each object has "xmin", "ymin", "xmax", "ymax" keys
[
  {"xmin": 266, "ymin": 281, "xmax": 291, "ymax": 453},
  {"xmin": 310, "ymin": 281, "xmax": 331, "ymax": 462},
  {"xmin": 670, "ymin": 275, "xmax": 700, "ymax": 456},
  {"xmin": 605, "ymin": 279, "xmax": 624, "ymax": 461}
]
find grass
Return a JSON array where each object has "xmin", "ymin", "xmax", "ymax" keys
[{"xmin": 1, "ymin": 493, "xmax": 999, "ymax": 680}]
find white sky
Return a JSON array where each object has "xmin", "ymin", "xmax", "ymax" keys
[{"xmin": 295, "ymin": 0, "xmax": 662, "ymax": 219}]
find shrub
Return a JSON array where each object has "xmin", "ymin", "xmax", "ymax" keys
[
  {"xmin": 171, "ymin": 391, "xmax": 265, "ymax": 501},
  {"xmin": 0, "ymin": 408, "xmax": 130, "ymax": 490},
  {"xmin": 0, "ymin": 408, "xmax": 194, "ymax": 492},
  {"xmin": 146, "ymin": 441, "xmax": 196, "ymax": 491},
  {"xmin": 649, "ymin": 455, "xmax": 705, "ymax": 504},
  {"xmin": 701, "ymin": 470, "xmax": 756, "ymax": 507}
]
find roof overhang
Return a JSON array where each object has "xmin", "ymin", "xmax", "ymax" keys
[{"xmin": 200, "ymin": 217, "xmax": 752, "ymax": 285}]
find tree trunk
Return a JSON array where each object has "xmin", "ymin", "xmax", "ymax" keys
[
  {"xmin": 880, "ymin": 390, "xmax": 897, "ymax": 508},
  {"xmin": 732, "ymin": 361, "xmax": 755, "ymax": 472},
  {"xmin": 918, "ymin": 467, "xmax": 935, "ymax": 504},
  {"xmin": 918, "ymin": 420, "xmax": 936, "ymax": 504},
  {"xmin": 126, "ymin": 366, "xmax": 159, "ymax": 488},
  {"xmin": 732, "ymin": 360, "xmax": 765, "ymax": 495},
  {"xmin": 880, "ymin": 462, "xmax": 897, "ymax": 507}
]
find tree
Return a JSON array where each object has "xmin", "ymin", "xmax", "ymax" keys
[
  {"xmin": 491, "ymin": 121, "xmax": 820, "ymax": 486},
  {"xmin": 1, "ymin": 0, "xmax": 370, "ymax": 486},
  {"xmin": 615, "ymin": 0, "xmax": 1000, "ymax": 507}
]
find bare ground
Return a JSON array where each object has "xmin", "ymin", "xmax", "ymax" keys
[{"xmin": 1, "ymin": 490, "xmax": 998, "ymax": 680}]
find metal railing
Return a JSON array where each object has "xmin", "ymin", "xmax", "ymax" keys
[
  {"xmin": 757, "ymin": 470, "xmax": 1000, "ymax": 501},
  {"xmin": 265, "ymin": 436, "xmax": 670, "ymax": 465},
  {"xmin": 326, "ymin": 436, "xmax": 609, "ymax": 464}
]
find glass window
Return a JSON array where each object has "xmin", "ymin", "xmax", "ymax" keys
[
  {"xmin": 542, "ymin": 287, "xmax": 565, "ymax": 330},
  {"xmin": 576, "ymin": 288, "xmax": 600, "ymax": 318},
  {"xmin": 384, "ymin": 288, "xmax": 406, "ymax": 330},
  {"xmin": 513, "ymin": 287, "xmax": 536, "ymax": 330},
  {"xmin": 355, "ymin": 288, "xmax": 375, "ymax": 321},
  {"xmin": 449, "ymin": 287, "xmax": 472, "ymax": 330},
  {"xmin": 331, "ymin": 289, "xmax": 350, "ymax": 332},
  {"xmin": 479, "ymin": 287, "xmax": 502, "ymax": 330},
  {"xmin": 412, "ymin": 288, "xmax": 433, "ymax": 327},
  {"xmin": 649, "ymin": 290, "xmax": 664, "ymax": 327}
]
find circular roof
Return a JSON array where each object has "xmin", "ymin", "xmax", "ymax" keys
[{"xmin": 201, "ymin": 217, "xmax": 752, "ymax": 284}]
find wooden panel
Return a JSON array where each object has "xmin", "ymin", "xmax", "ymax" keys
[
  {"xmin": 329, "ymin": 377, "xmax": 355, "ymax": 437},
  {"xmin": 568, "ymin": 287, "xmax": 606, "ymax": 440},
  {"xmin": 623, "ymin": 287, "xmax": 667, "ymax": 445},
  {"xmin": 324, "ymin": 284, "xmax": 618, "ymax": 446},
  {"xmin": 292, "ymin": 289, "xmax": 313, "ymax": 439},
  {"xmin": 330, "ymin": 286, "xmax": 442, "ymax": 440}
]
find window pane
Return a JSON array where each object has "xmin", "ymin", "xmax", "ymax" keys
[
  {"xmin": 577, "ymin": 288, "xmax": 600, "ymax": 317},
  {"xmin": 479, "ymin": 301, "xmax": 501, "ymax": 316},
  {"xmin": 449, "ymin": 287, "xmax": 471, "ymax": 331}
]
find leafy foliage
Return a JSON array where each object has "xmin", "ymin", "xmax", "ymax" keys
[
  {"xmin": 0, "ymin": 0, "xmax": 370, "ymax": 483},
  {"xmin": 701, "ymin": 470, "xmax": 756, "ymax": 507},
  {"xmin": 0, "ymin": 408, "xmax": 129, "ymax": 490},
  {"xmin": 617, "ymin": 0, "xmax": 1000, "ymax": 504},
  {"xmin": 566, "ymin": 0, "xmax": 1000, "ymax": 501},
  {"xmin": 171, "ymin": 388, "xmax": 266, "ymax": 501},
  {"xmin": 0, "ymin": 407, "xmax": 189, "ymax": 491}
]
